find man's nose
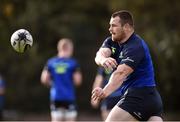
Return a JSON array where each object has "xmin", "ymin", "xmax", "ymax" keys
[{"xmin": 109, "ymin": 26, "xmax": 112, "ymax": 32}]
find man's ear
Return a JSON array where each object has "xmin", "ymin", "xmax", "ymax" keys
[{"xmin": 123, "ymin": 23, "xmax": 130, "ymax": 31}]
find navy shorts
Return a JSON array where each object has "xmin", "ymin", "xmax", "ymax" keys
[
  {"xmin": 101, "ymin": 96, "xmax": 121, "ymax": 111},
  {"xmin": 50, "ymin": 100, "xmax": 77, "ymax": 110},
  {"xmin": 117, "ymin": 86, "xmax": 163, "ymax": 121}
]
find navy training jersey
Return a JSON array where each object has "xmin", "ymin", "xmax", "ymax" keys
[
  {"xmin": 46, "ymin": 57, "xmax": 80, "ymax": 101},
  {"xmin": 101, "ymin": 33, "xmax": 156, "ymax": 95},
  {"xmin": 97, "ymin": 67, "xmax": 122, "ymax": 97}
]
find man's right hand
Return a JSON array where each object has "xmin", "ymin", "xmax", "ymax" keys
[
  {"xmin": 101, "ymin": 57, "xmax": 117, "ymax": 71},
  {"xmin": 91, "ymin": 87, "xmax": 105, "ymax": 102},
  {"xmin": 91, "ymin": 99, "xmax": 99, "ymax": 108}
]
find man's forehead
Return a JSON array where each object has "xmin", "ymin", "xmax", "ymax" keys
[{"xmin": 110, "ymin": 16, "xmax": 120, "ymax": 24}]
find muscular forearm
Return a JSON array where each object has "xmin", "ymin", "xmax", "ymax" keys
[
  {"xmin": 93, "ymin": 75, "xmax": 103, "ymax": 89},
  {"xmin": 103, "ymin": 70, "xmax": 126, "ymax": 98},
  {"xmin": 91, "ymin": 65, "xmax": 133, "ymax": 102},
  {"xmin": 95, "ymin": 48, "xmax": 111, "ymax": 66},
  {"xmin": 95, "ymin": 51, "xmax": 106, "ymax": 66},
  {"xmin": 102, "ymin": 64, "xmax": 133, "ymax": 98}
]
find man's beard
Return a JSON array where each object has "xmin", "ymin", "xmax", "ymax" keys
[{"xmin": 112, "ymin": 31, "xmax": 125, "ymax": 42}]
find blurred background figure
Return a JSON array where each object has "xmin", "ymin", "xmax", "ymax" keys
[
  {"xmin": 0, "ymin": 75, "xmax": 5, "ymax": 121},
  {"xmin": 41, "ymin": 38, "xmax": 82, "ymax": 122},
  {"xmin": 91, "ymin": 67, "xmax": 121, "ymax": 121}
]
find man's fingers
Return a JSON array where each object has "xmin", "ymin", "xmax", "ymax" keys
[
  {"xmin": 91, "ymin": 90, "xmax": 99, "ymax": 100},
  {"xmin": 91, "ymin": 92, "xmax": 97, "ymax": 99},
  {"xmin": 99, "ymin": 92, "xmax": 105, "ymax": 98},
  {"xmin": 93, "ymin": 96, "xmax": 97, "ymax": 101},
  {"xmin": 102, "ymin": 58, "xmax": 118, "ymax": 71},
  {"xmin": 91, "ymin": 87, "xmax": 104, "ymax": 102},
  {"xmin": 109, "ymin": 58, "xmax": 118, "ymax": 68},
  {"xmin": 103, "ymin": 63, "xmax": 109, "ymax": 69},
  {"xmin": 92, "ymin": 88, "xmax": 98, "ymax": 94},
  {"xmin": 105, "ymin": 61, "xmax": 113, "ymax": 71},
  {"xmin": 92, "ymin": 94, "xmax": 99, "ymax": 101},
  {"xmin": 92, "ymin": 89, "xmax": 95, "ymax": 94},
  {"xmin": 107, "ymin": 61, "xmax": 116, "ymax": 70}
]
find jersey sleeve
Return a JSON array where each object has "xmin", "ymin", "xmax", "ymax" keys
[
  {"xmin": 120, "ymin": 43, "xmax": 145, "ymax": 70},
  {"xmin": 72, "ymin": 59, "xmax": 81, "ymax": 72},
  {"xmin": 101, "ymin": 37, "xmax": 112, "ymax": 49}
]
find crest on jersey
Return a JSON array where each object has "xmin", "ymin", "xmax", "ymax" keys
[
  {"xmin": 111, "ymin": 47, "xmax": 116, "ymax": 54},
  {"xmin": 119, "ymin": 51, "xmax": 123, "ymax": 59}
]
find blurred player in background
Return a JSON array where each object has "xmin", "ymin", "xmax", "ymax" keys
[
  {"xmin": 41, "ymin": 38, "xmax": 82, "ymax": 122},
  {"xmin": 0, "ymin": 75, "xmax": 5, "ymax": 120},
  {"xmin": 91, "ymin": 67, "xmax": 121, "ymax": 120},
  {"xmin": 92, "ymin": 10, "xmax": 163, "ymax": 121}
]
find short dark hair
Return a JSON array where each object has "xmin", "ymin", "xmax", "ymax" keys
[{"xmin": 112, "ymin": 10, "xmax": 134, "ymax": 27}]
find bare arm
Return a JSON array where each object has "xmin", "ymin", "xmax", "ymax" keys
[
  {"xmin": 93, "ymin": 74, "xmax": 103, "ymax": 89},
  {"xmin": 92, "ymin": 64, "xmax": 133, "ymax": 101},
  {"xmin": 95, "ymin": 48, "xmax": 111, "ymax": 65},
  {"xmin": 40, "ymin": 69, "xmax": 52, "ymax": 86},
  {"xmin": 103, "ymin": 64, "xmax": 133, "ymax": 97},
  {"xmin": 91, "ymin": 74, "xmax": 103, "ymax": 108},
  {"xmin": 73, "ymin": 70, "xmax": 82, "ymax": 87},
  {"xmin": 95, "ymin": 48, "xmax": 117, "ymax": 71}
]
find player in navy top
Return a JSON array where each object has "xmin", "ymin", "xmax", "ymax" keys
[
  {"xmin": 91, "ymin": 10, "xmax": 163, "ymax": 121},
  {"xmin": 91, "ymin": 67, "xmax": 121, "ymax": 120},
  {"xmin": 41, "ymin": 38, "xmax": 82, "ymax": 122}
]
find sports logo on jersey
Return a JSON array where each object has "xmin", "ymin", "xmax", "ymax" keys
[
  {"xmin": 119, "ymin": 51, "xmax": 123, "ymax": 59},
  {"xmin": 54, "ymin": 63, "xmax": 68, "ymax": 74},
  {"xmin": 111, "ymin": 47, "xmax": 116, "ymax": 54},
  {"xmin": 122, "ymin": 57, "xmax": 134, "ymax": 62},
  {"xmin": 119, "ymin": 52, "xmax": 134, "ymax": 63}
]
